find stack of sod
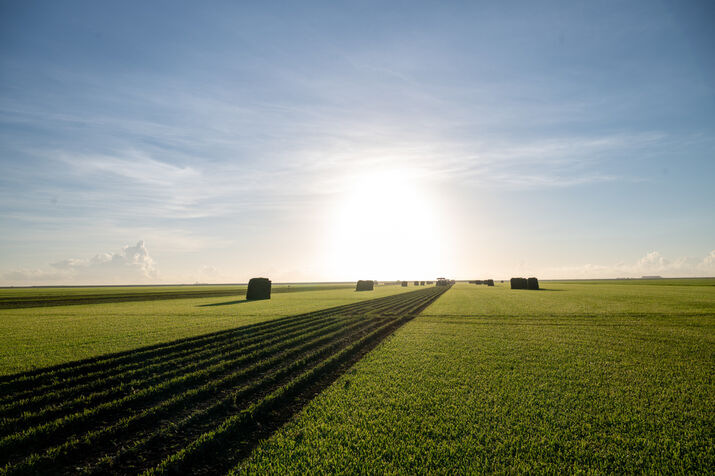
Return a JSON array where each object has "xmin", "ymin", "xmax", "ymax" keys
[
  {"xmin": 246, "ymin": 277, "xmax": 272, "ymax": 300},
  {"xmin": 356, "ymin": 280, "xmax": 375, "ymax": 291}
]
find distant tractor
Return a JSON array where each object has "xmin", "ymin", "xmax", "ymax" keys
[{"xmin": 246, "ymin": 277, "xmax": 271, "ymax": 300}]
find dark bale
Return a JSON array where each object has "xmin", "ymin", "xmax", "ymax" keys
[
  {"xmin": 436, "ymin": 278, "xmax": 449, "ymax": 286},
  {"xmin": 246, "ymin": 277, "xmax": 272, "ymax": 300},
  {"xmin": 427, "ymin": 281, "xmax": 433, "ymax": 285},
  {"xmin": 510, "ymin": 277, "xmax": 528, "ymax": 289},
  {"xmin": 401, "ymin": 281, "xmax": 408, "ymax": 287},
  {"xmin": 527, "ymin": 277, "xmax": 540, "ymax": 290},
  {"xmin": 487, "ymin": 279, "xmax": 495, "ymax": 286},
  {"xmin": 420, "ymin": 281, "xmax": 425, "ymax": 285},
  {"xmin": 356, "ymin": 280, "xmax": 374, "ymax": 291},
  {"xmin": 414, "ymin": 281, "xmax": 420, "ymax": 286}
]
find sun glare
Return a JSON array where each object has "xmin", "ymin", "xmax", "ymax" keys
[{"xmin": 325, "ymin": 169, "xmax": 445, "ymax": 280}]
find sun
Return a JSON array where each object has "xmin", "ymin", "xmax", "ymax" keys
[{"xmin": 324, "ymin": 169, "xmax": 445, "ymax": 280}]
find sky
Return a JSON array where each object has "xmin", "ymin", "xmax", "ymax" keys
[{"xmin": 0, "ymin": 0, "xmax": 713, "ymax": 285}]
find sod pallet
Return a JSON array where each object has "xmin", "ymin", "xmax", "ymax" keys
[
  {"xmin": 246, "ymin": 278, "xmax": 271, "ymax": 300},
  {"xmin": 355, "ymin": 280, "xmax": 374, "ymax": 291}
]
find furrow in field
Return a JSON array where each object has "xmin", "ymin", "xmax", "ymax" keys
[
  {"xmin": 146, "ymin": 312, "xmax": 426, "ymax": 475},
  {"xmin": 0, "ymin": 312, "xmax": 341, "ymax": 417},
  {"xmin": 0, "ymin": 287, "xmax": 417, "ymax": 392},
  {"xmin": 0, "ymin": 309, "xmax": 338, "ymax": 395},
  {"xmin": 0, "ymin": 314, "xmax": 344, "ymax": 432},
  {"xmin": 0, "ymin": 315, "xmax": 365, "ymax": 458},
  {"xmin": 149, "ymin": 288, "xmax": 450, "ymax": 475},
  {"xmin": 0, "ymin": 286, "xmax": 450, "ymax": 475},
  {"xmin": 3, "ymin": 316, "xmax": 386, "ymax": 475},
  {"xmin": 77, "ymin": 318, "xmax": 391, "ymax": 476}
]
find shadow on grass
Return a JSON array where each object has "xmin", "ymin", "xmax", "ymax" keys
[{"xmin": 198, "ymin": 299, "xmax": 250, "ymax": 307}]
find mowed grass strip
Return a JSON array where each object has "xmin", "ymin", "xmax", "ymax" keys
[
  {"xmin": 0, "ymin": 286, "xmax": 449, "ymax": 475},
  {"xmin": 0, "ymin": 284, "xmax": 411, "ymax": 374},
  {"xmin": 0, "ymin": 284, "xmax": 352, "ymax": 309},
  {"xmin": 235, "ymin": 281, "xmax": 714, "ymax": 474}
]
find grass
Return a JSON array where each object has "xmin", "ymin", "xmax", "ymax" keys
[
  {"xmin": 0, "ymin": 284, "xmax": 409, "ymax": 374},
  {"xmin": 0, "ymin": 286, "xmax": 449, "ymax": 475},
  {"xmin": 236, "ymin": 280, "xmax": 714, "ymax": 474},
  {"xmin": 0, "ymin": 283, "xmax": 352, "ymax": 309}
]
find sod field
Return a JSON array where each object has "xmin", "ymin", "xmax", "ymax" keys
[
  {"xmin": 0, "ymin": 283, "xmax": 353, "ymax": 309},
  {"xmin": 1, "ymin": 279, "xmax": 712, "ymax": 474},
  {"xmin": 0, "ymin": 284, "xmax": 408, "ymax": 374},
  {"xmin": 237, "ymin": 279, "xmax": 714, "ymax": 474},
  {"xmin": 0, "ymin": 285, "xmax": 447, "ymax": 474}
]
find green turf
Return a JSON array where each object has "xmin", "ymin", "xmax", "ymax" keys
[
  {"xmin": 0, "ymin": 285, "xmax": 409, "ymax": 375},
  {"xmin": 236, "ymin": 280, "xmax": 715, "ymax": 474},
  {"xmin": 0, "ymin": 283, "xmax": 353, "ymax": 309}
]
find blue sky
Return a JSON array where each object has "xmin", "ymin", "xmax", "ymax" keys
[{"xmin": 1, "ymin": 0, "xmax": 713, "ymax": 284}]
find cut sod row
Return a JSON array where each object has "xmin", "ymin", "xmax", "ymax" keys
[
  {"xmin": 0, "ymin": 286, "xmax": 428, "ymax": 393},
  {"xmin": 0, "ymin": 286, "xmax": 450, "ymax": 475},
  {"xmin": 3, "ymin": 316, "xmax": 384, "ymax": 475},
  {"xmin": 0, "ymin": 286, "xmax": 442, "ymax": 438},
  {"xmin": 0, "ymin": 312, "xmax": 343, "ymax": 419},
  {"xmin": 0, "ymin": 288, "xmax": 431, "ymax": 405},
  {"xmin": 0, "ymin": 314, "xmax": 350, "ymax": 433},
  {"xmin": 1, "ymin": 314, "xmax": 381, "ymax": 455},
  {"xmin": 149, "ymin": 311, "xmax": 427, "ymax": 476}
]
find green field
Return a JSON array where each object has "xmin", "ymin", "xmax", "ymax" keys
[
  {"xmin": 0, "ymin": 284, "xmax": 407, "ymax": 374},
  {"xmin": 0, "ymin": 286, "xmax": 447, "ymax": 475},
  {"xmin": 0, "ymin": 283, "xmax": 353, "ymax": 309},
  {"xmin": 237, "ymin": 280, "xmax": 714, "ymax": 474},
  {"xmin": 1, "ymin": 279, "xmax": 712, "ymax": 474}
]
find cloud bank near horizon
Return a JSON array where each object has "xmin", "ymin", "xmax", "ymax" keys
[
  {"xmin": 2, "ymin": 243, "xmax": 713, "ymax": 286},
  {"xmin": 2, "ymin": 241, "xmax": 157, "ymax": 285}
]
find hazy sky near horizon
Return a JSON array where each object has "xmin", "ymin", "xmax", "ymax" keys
[{"xmin": 1, "ymin": 0, "xmax": 713, "ymax": 284}]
